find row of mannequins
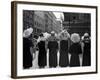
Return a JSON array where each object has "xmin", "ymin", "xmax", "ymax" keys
[{"xmin": 23, "ymin": 28, "xmax": 91, "ymax": 69}]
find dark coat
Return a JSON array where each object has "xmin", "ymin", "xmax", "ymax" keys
[
  {"xmin": 23, "ymin": 38, "xmax": 33, "ymax": 69},
  {"xmin": 48, "ymin": 41, "xmax": 58, "ymax": 67},
  {"xmin": 37, "ymin": 40, "xmax": 47, "ymax": 67},
  {"xmin": 82, "ymin": 40, "xmax": 91, "ymax": 66},
  {"xmin": 69, "ymin": 43, "xmax": 82, "ymax": 67},
  {"xmin": 59, "ymin": 40, "xmax": 69, "ymax": 67}
]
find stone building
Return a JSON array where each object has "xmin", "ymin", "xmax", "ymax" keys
[
  {"xmin": 23, "ymin": 10, "xmax": 62, "ymax": 36},
  {"xmin": 34, "ymin": 11, "xmax": 45, "ymax": 35},
  {"xmin": 23, "ymin": 10, "xmax": 34, "ymax": 30}
]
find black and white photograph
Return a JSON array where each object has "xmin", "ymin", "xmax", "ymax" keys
[
  {"xmin": 11, "ymin": 1, "xmax": 97, "ymax": 78},
  {"xmin": 23, "ymin": 10, "xmax": 91, "ymax": 69}
]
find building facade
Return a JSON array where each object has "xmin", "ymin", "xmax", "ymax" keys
[
  {"xmin": 23, "ymin": 10, "xmax": 62, "ymax": 36},
  {"xmin": 23, "ymin": 10, "xmax": 34, "ymax": 30},
  {"xmin": 34, "ymin": 11, "xmax": 45, "ymax": 35}
]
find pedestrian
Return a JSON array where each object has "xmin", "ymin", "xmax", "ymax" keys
[
  {"xmin": 59, "ymin": 30, "xmax": 70, "ymax": 67},
  {"xmin": 69, "ymin": 33, "xmax": 82, "ymax": 67},
  {"xmin": 47, "ymin": 31, "xmax": 58, "ymax": 68},
  {"xmin": 37, "ymin": 33, "xmax": 47, "ymax": 68},
  {"xmin": 82, "ymin": 33, "xmax": 91, "ymax": 66},
  {"xmin": 23, "ymin": 27, "xmax": 34, "ymax": 69}
]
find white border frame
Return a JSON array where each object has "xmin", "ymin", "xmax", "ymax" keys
[{"xmin": 15, "ymin": 2, "xmax": 97, "ymax": 77}]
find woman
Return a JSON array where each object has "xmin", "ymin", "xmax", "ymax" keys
[
  {"xmin": 82, "ymin": 33, "xmax": 91, "ymax": 66},
  {"xmin": 69, "ymin": 33, "xmax": 82, "ymax": 67},
  {"xmin": 23, "ymin": 27, "xmax": 34, "ymax": 69},
  {"xmin": 37, "ymin": 33, "xmax": 47, "ymax": 68},
  {"xmin": 47, "ymin": 31, "xmax": 58, "ymax": 68},
  {"xmin": 59, "ymin": 30, "xmax": 70, "ymax": 67}
]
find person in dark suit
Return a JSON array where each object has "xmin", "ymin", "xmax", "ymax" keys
[
  {"xmin": 23, "ymin": 27, "xmax": 34, "ymax": 69},
  {"xmin": 82, "ymin": 33, "xmax": 91, "ymax": 66},
  {"xmin": 69, "ymin": 33, "xmax": 82, "ymax": 67},
  {"xmin": 47, "ymin": 31, "xmax": 58, "ymax": 68},
  {"xmin": 37, "ymin": 33, "xmax": 47, "ymax": 68}
]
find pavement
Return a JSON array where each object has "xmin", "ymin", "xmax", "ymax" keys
[{"xmin": 30, "ymin": 51, "xmax": 83, "ymax": 69}]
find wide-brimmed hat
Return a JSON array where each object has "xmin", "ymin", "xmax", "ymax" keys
[
  {"xmin": 23, "ymin": 27, "xmax": 33, "ymax": 38},
  {"xmin": 71, "ymin": 33, "xmax": 80, "ymax": 43}
]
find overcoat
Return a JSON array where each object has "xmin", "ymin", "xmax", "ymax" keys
[
  {"xmin": 59, "ymin": 40, "xmax": 69, "ymax": 67},
  {"xmin": 69, "ymin": 43, "xmax": 82, "ymax": 67},
  {"xmin": 37, "ymin": 40, "xmax": 47, "ymax": 68},
  {"xmin": 59, "ymin": 30, "xmax": 70, "ymax": 67},
  {"xmin": 82, "ymin": 40, "xmax": 91, "ymax": 66},
  {"xmin": 47, "ymin": 36, "xmax": 58, "ymax": 68},
  {"xmin": 23, "ymin": 37, "xmax": 33, "ymax": 69}
]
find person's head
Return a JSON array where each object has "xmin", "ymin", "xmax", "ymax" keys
[
  {"xmin": 23, "ymin": 27, "xmax": 33, "ymax": 38},
  {"xmin": 83, "ymin": 33, "xmax": 90, "ymax": 42},
  {"xmin": 61, "ymin": 30, "xmax": 70, "ymax": 39},
  {"xmin": 71, "ymin": 33, "xmax": 80, "ymax": 43},
  {"xmin": 51, "ymin": 31, "xmax": 55, "ymax": 36}
]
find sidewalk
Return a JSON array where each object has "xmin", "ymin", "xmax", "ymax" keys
[{"xmin": 30, "ymin": 51, "xmax": 83, "ymax": 69}]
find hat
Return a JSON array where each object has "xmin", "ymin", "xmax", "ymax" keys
[
  {"xmin": 43, "ymin": 32, "xmax": 51, "ymax": 39},
  {"xmin": 51, "ymin": 31, "xmax": 55, "ymax": 34},
  {"xmin": 71, "ymin": 33, "xmax": 80, "ymax": 43},
  {"xmin": 59, "ymin": 30, "xmax": 70, "ymax": 40},
  {"xmin": 23, "ymin": 27, "xmax": 33, "ymax": 38},
  {"xmin": 84, "ymin": 33, "xmax": 89, "ymax": 37},
  {"xmin": 51, "ymin": 31, "xmax": 55, "ymax": 36}
]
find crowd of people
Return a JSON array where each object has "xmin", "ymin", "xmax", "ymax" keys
[{"xmin": 23, "ymin": 27, "xmax": 91, "ymax": 69}]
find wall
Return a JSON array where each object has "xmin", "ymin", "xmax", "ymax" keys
[{"xmin": 0, "ymin": 0, "xmax": 99, "ymax": 80}]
